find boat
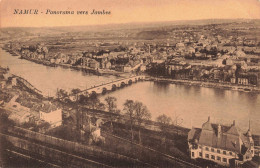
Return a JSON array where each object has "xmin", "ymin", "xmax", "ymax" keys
[{"xmin": 244, "ymin": 88, "xmax": 251, "ymax": 92}]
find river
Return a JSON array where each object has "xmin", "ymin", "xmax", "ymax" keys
[
  {"xmin": 0, "ymin": 48, "xmax": 119, "ymax": 97},
  {"xmin": 1, "ymin": 48, "xmax": 259, "ymax": 134}
]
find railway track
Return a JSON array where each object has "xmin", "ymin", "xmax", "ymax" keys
[
  {"xmin": 5, "ymin": 149, "xmax": 62, "ymax": 168},
  {"xmin": 102, "ymin": 131, "xmax": 202, "ymax": 168}
]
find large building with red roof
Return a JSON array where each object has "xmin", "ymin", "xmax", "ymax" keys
[{"xmin": 188, "ymin": 117, "xmax": 254, "ymax": 167}]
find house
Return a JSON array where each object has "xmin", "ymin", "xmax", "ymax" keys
[
  {"xmin": 140, "ymin": 64, "xmax": 147, "ymax": 71},
  {"xmin": 187, "ymin": 47, "xmax": 195, "ymax": 54},
  {"xmin": 39, "ymin": 103, "xmax": 62, "ymax": 127},
  {"xmin": 123, "ymin": 65, "xmax": 132, "ymax": 72},
  {"xmin": 67, "ymin": 57, "xmax": 78, "ymax": 65},
  {"xmin": 236, "ymin": 73, "xmax": 258, "ymax": 86},
  {"xmin": 5, "ymin": 96, "xmax": 31, "ymax": 124},
  {"xmin": 0, "ymin": 80, "xmax": 7, "ymax": 89},
  {"xmin": 89, "ymin": 59, "xmax": 100, "ymax": 69},
  {"xmin": 50, "ymin": 58, "xmax": 56, "ymax": 64},
  {"xmin": 8, "ymin": 111, "xmax": 31, "ymax": 124},
  {"xmin": 3, "ymin": 72, "xmax": 11, "ymax": 80},
  {"xmin": 56, "ymin": 53, "xmax": 68, "ymax": 64},
  {"xmin": 237, "ymin": 77, "xmax": 249, "ymax": 85},
  {"xmin": 101, "ymin": 60, "xmax": 111, "ymax": 69},
  {"xmin": 80, "ymin": 57, "xmax": 90, "ymax": 66},
  {"xmin": 11, "ymin": 77, "xmax": 17, "ymax": 86},
  {"xmin": 176, "ymin": 42, "xmax": 185, "ymax": 48},
  {"xmin": 230, "ymin": 78, "xmax": 236, "ymax": 84},
  {"xmin": 188, "ymin": 117, "xmax": 254, "ymax": 167}
]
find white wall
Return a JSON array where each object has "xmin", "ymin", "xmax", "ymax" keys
[{"xmin": 40, "ymin": 109, "xmax": 62, "ymax": 125}]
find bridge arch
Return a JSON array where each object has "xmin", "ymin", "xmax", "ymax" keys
[
  {"xmin": 120, "ymin": 82, "xmax": 126, "ymax": 87},
  {"xmin": 128, "ymin": 79, "xmax": 133, "ymax": 85},
  {"xmin": 112, "ymin": 84, "xmax": 117, "ymax": 91},
  {"xmin": 102, "ymin": 87, "xmax": 107, "ymax": 94},
  {"xmin": 91, "ymin": 91, "xmax": 97, "ymax": 98},
  {"xmin": 83, "ymin": 91, "xmax": 89, "ymax": 96}
]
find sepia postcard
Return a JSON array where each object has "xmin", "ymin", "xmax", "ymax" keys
[{"xmin": 0, "ymin": 0, "xmax": 260, "ymax": 167}]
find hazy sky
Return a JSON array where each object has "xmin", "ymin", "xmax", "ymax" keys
[{"xmin": 0, "ymin": 0, "xmax": 260, "ymax": 27}]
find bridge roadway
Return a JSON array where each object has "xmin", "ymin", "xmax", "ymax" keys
[{"xmin": 71, "ymin": 75, "xmax": 146, "ymax": 97}]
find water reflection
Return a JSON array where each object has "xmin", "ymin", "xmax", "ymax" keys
[
  {"xmin": 153, "ymin": 81, "xmax": 170, "ymax": 94},
  {"xmin": 213, "ymin": 88, "xmax": 225, "ymax": 98},
  {"xmin": 103, "ymin": 81, "xmax": 260, "ymax": 134}
]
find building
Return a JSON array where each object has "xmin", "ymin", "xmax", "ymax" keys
[
  {"xmin": 8, "ymin": 110, "xmax": 31, "ymax": 125},
  {"xmin": 237, "ymin": 77, "xmax": 249, "ymax": 85},
  {"xmin": 5, "ymin": 96, "xmax": 31, "ymax": 124},
  {"xmin": 140, "ymin": 64, "xmax": 147, "ymax": 71},
  {"xmin": 188, "ymin": 117, "xmax": 254, "ymax": 167},
  {"xmin": 11, "ymin": 77, "xmax": 17, "ymax": 86},
  {"xmin": 89, "ymin": 59, "xmax": 100, "ymax": 69},
  {"xmin": 123, "ymin": 65, "xmax": 132, "ymax": 72},
  {"xmin": 230, "ymin": 78, "xmax": 236, "ymax": 84},
  {"xmin": 0, "ymin": 80, "xmax": 7, "ymax": 89},
  {"xmin": 39, "ymin": 103, "xmax": 62, "ymax": 127}
]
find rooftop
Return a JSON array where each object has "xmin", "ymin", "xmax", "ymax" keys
[{"xmin": 188, "ymin": 117, "xmax": 252, "ymax": 154}]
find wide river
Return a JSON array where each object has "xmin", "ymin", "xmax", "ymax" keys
[{"xmin": 1, "ymin": 48, "xmax": 259, "ymax": 134}]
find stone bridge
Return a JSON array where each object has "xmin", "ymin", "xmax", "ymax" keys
[{"xmin": 70, "ymin": 75, "xmax": 146, "ymax": 98}]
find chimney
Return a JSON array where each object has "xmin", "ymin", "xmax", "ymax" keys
[
  {"xmin": 217, "ymin": 124, "xmax": 221, "ymax": 138},
  {"xmin": 233, "ymin": 120, "xmax": 236, "ymax": 126},
  {"xmin": 208, "ymin": 116, "xmax": 211, "ymax": 122},
  {"xmin": 248, "ymin": 120, "xmax": 251, "ymax": 131}
]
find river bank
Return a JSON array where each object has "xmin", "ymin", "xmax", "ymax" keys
[
  {"xmin": 146, "ymin": 77, "xmax": 260, "ymax": 93},
  {"xmin": 2, "ymin": 47, "xmax": 129, "ymax": 77},
  {"xmin": 19, "ymin": 54, "xmax": 127, "ymax": 77}
]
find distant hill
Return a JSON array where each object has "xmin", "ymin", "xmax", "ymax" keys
[
  {"xmin": 1, "ymin": 18, "xmax": 259, "ymax": 40},
  {"xmin": 135, "ymin": 30, "xmax": 170, "ymax": 40}
]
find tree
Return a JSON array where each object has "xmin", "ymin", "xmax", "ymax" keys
[
  {"xmin": 0, "ymin": 112, "xmax": 14, "ymax": 131},
  {"xmin": 71, "ymin": 88, "xmax": 81, "ymax": 95},
  {"xmin": 105, "ymin": 96, "xmax": 118, "ymax": 113},
  {"xmin": 157, "ymin": 114, "xmax": 172, "ymax": 126},
  {"xmin": 123, "ymin": 99, "xmax": 135, "ymax": 142},
  {"xmin": 71, "ymin": 88, "xmax": 81, "ymax": 102},
  {"xmin": 29, "ymin": 45, "xmax": 36, "ymax": 52},
  {"xmin": 78, "ymin": 95, "xmax": 87, "ymax": 104},
  {"xmin": 134, "ymin": 101, "xmax": 151, "ymax": 144},
  {"xmin": 156, "ymin": 114, "xmax": 172, "ymax": 149},
  {"xmin": 85, "ymin": 96, "xmax": 105, "ymax": 110},
  {"xmin": 42, "ymin": 46, "xmax": 48, "ymax": 58},
  {"xmin": 172, "ymin": 112, "xmax": 183, "ymax": 135},
  {"xmin": 56, "ymin": 89, "xmax": 68, "ymax": 99},
  {"xmin": 105, "ymin": 96, "xmax": 120, "ymax": 131},
  {"xmin": 97, "ymin": 102, "xmax": 106, "ymax": 111}
]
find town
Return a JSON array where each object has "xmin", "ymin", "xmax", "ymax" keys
[
  {"xmin": 2, "ymin": 20, "xmax": 260, "ymax": 91},
  {"xmin": 0, "ymin": 19, "xmax": 260, "ymax": 167}
]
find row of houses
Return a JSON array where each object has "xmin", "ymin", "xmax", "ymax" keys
[{"xmin": 149, "ymin": 59, "xmax": 260, "ymax": 86}]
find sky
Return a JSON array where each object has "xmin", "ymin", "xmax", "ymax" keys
[{"xmin": 0, "ymin": 0, "xmax": 260, "ymax": 27}]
